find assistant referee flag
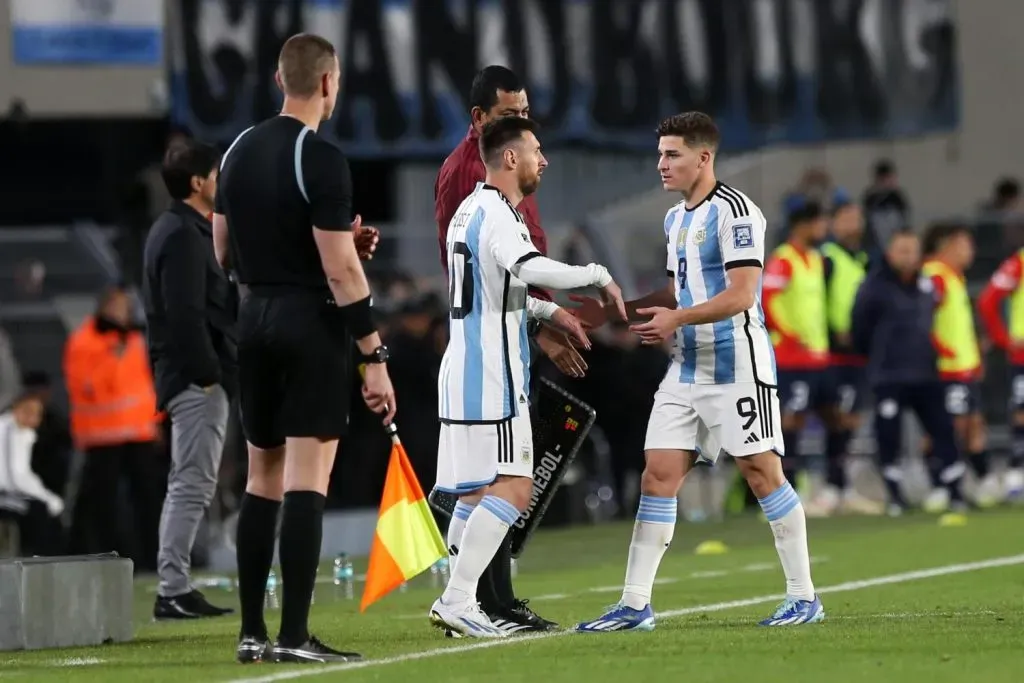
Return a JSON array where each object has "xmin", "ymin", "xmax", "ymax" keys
[{"xmin": 360, "ymin": 438, "xmax": 446, "ymax": 612}]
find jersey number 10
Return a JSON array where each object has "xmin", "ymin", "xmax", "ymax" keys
[{"xmin": 449, "ymin": 241, "xmax": 474, "ymax": 319}]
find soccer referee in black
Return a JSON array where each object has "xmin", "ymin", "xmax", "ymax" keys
[{"xmin": 212, "ymin": 33, "xmax": 395, "ymax": 665}]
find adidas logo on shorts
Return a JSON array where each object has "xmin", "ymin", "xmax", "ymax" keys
[{"xmin": 743, "ymin": 433, "xmax": 760, "ymax": 444}]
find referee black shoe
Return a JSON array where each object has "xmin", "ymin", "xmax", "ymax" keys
[
  {"xmin": 489, "ymin": 599, "xmax": 559, "ymax": 633},
  {"xmin": 154, "ymin": 590, "xmax": 234, "ymax": 620},
  {"xmin": 236, "ymin": 635, "xmax": 272, "ymax": 664},
  {"xmin": 272, "ymin": 635, "xmax": 362, "ymax": 664}
]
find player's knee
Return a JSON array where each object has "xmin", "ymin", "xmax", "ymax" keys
[
  {"xmin": 281, "ymin": 438, "xmax": 338, "ymax": 495},
  {"xmin": 246, "ymin": 444, "xmax": 285, "ymax": 500},
  {"xmin": 736, "ymin": 452, "xmax": 785, "ymax": 499},
  {"xmin": 640, "ymin": 450, "xmax": 688, "ymax": 496},
  {"xmin": 487, "ymin": 475, "xmax": 533, "ymax": 512}
]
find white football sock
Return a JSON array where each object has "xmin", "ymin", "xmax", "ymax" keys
[
  {"xmin": 621, "ymin": 494, "xmax": 676, "ymax": 610},
  {"xmin": 446, "ymin": 500, "xmax": 476, "ymax": 574},
  {"xmin": 758, "ymin": 482, "xmax": 815, "ymax": 601},
  {"xmin": 441, "ymin": 495, "xmax": 519, "ymax": 605}
]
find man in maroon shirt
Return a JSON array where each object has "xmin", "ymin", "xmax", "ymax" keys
[{"xmin": 433, "ymin": 66, "xmax": 565, "ymax": 633}]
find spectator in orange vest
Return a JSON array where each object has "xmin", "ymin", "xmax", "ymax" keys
[{"xmin": 64, "ymin": 285, "xmax": 164, "ymax": 571}]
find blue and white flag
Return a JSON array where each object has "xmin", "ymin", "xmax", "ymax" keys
[{"xmin": 12, "ymin": 0, "xmax": 164, "ymax": 65}]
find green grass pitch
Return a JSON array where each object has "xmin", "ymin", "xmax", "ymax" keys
[{"xmin": 3, "ymin": 509, "xmax": 1022, "ymax": 682}]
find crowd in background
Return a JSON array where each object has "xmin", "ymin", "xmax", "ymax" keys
[{"xmin": 1, "ymin": 149, "xmax": 1022, "ymax": 570}]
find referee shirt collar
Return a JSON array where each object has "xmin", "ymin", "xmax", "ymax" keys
[{"xmin": 170, "ymin": 199, "xmax": 212, "ymax": 234}]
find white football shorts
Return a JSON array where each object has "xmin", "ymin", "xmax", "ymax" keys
[
  {"xmin": 644, "ymin": 363, "xmax": 784, "ymax": 462},
  {"xmin": 434, "ymin": 411, "xmax": 534, "ymax": 494}
]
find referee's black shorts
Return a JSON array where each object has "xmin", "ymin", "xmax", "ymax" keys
[{"xmin": 236, "ymin": 286, "xmax": 352, "ymax": 449}]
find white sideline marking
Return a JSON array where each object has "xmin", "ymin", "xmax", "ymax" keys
[
  {"xmin": 226, "ymin": 553, "xmax": 1024, "ymax": 683},
  {"xmin": 53, "ymin": 657, "xmax": 105, "ymax": 666}
]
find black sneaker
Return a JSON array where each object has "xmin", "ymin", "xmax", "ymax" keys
[
  {"xmin": 237, "ymin": 635, "xmax": 272, "ymax": 664},
  {"xmin": 272, "ymin": 635, "xmax": 362, "ymax": 664},
  {"xmin": 487, "ymin": 599, "xmax": 559, "ymax": 633},
  {"xmin": 154, "ymin": 590, "xmax": 234, "ymax": 620}
]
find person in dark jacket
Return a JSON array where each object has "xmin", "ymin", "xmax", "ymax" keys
[
  {"xmin": 142, "ymin": 138, "xmax": 236, "ymax": 619},
  {"xmin": 850, "ymin": 231, "xmax": 966, "ymax": 517}
]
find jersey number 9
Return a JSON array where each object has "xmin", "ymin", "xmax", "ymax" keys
[
  {"xmin": 450, "ymin": 241, "xmax": 474, "ymax": 319},
  {"xmin": 677, "ymin": 257, "xmax": 688, "ymax": 291}
]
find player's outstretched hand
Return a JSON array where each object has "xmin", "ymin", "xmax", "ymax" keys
[
  {"xmin": 362, "ymin": 363, "xmax": 397, "ymax": 424},
  {"xmin": 536, "ymin": 326, "xmax": 588, "ymax": 378},
  {"xmin": 549, "ymin": 307, "xmax": 592, "ymax": 350},
  {"xmin": 630, "ymin": 306, "xmax": 680, "ymax": 345},
  {"xmin": 567, "ymin": 294, "xmax": 610, "ymax": 328},
  {"xmin": 600, "ymin": 280, "xmax": 628, "ymax": 322},
  {"xmin": 351, "ymin": 214, "xmax": 380, "ymax": 260}
]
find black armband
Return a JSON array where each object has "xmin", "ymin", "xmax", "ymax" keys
[{"xmin": 340, "ymin": 296, "xmax": 376, "ymax": 339}]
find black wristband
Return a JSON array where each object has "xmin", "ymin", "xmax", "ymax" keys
[
  {"xmin": 339, "ymin": 295, "xmax": 376, "ymax": 339},
  {"xmin": 527, "ymin": 319, "xmax": 542, "ymax": 337}
]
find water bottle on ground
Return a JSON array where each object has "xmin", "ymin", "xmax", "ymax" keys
[
  {"xmin": 429, "ymin": 557, "xmax": 450, "ymax": 588},
  {"xmin": 333, "ymin": 553, "xmax": 354, "ymax": 600},
  {"xmin": 265, "ymin": 569, "xmax": 280, "ymax": 610}
]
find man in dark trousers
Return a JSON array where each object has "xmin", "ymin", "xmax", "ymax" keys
[
  {"xmin": 142, "ymin": 138, "xmax": 236, "ymax": 619},
  {"xmin": 433, "ymin": 65, "xmax": 563, "ymax": 633},
  {"xmin": 213, "ymin": 33, "xmax": 392, "ymax": 665},
  {"xmin": 850, "ymin": 231, "xmax": 966, "ymax": 519}
]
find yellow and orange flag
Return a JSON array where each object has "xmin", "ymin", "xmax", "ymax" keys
[{"xmin": 360, "ymin": 433, "xmax": 446, "ymax": 612}]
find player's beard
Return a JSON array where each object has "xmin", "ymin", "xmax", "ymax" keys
[{"xmin": 520, "ymin": 170, "xmax": 541, "ymax": 196}]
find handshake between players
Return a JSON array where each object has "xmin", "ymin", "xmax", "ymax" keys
[{"xmin": 431, "ymin": 110, "xmax": 824, "ymax": 638}]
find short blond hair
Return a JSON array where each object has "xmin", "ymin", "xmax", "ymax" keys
[{"xmin": 277, "ymin": 33, "xmax": 337, "ymax": 98}]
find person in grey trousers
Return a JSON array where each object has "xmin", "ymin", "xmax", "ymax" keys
[{"xmin": 142, "ymin": 138, "xmax": 238, "ymax": 619}]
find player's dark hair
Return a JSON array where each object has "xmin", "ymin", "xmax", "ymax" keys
[
  {"xmin": 874, "ymin": 159, "xmax": 896, "ymax": 179},
  {"xmin": 922, "ymin": 221, "xmax": 971, "ymax": 256},
  {"xmin": 995, "ymin": 177, "xmax": 1020, "ymax": 203},
  {"xmin": 21, "ymin": 370, "xmax": 51, "ymax": 390},
  {"xmin": 479, "ymin": 116, "xmax": 540, "ymax": 168},
  {"xmin": 788, "ymin": 200, "xmax": 825, "ymax": 229},
  {"xmin": 887, "ymin": 228, "xmax": 918, "ymax": 245},
  {"xmin": 161, "ymin": 139, "xmax": 221, "ymax": 200},
  {"xmin": 277, "ymin": 33, "xmax": 337, "ymax": 98},
  {"xmin": 469, "ymin": 65, "xmax": 524, "ymax": 112},
  {"xmin": 655, "ymin": 112, "xmax": 720, "ymax": 150}
]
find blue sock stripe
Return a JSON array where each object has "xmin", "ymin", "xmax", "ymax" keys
[
  {"xmin": 758, "ymin": 483, "xmax": 800, "ymax": 522},
  {"xmin": 453, "ymin": 501, "xmax": 476, "ymax": 521},
  {"xmin": 480, "ymin": 495, "xmax": 520, "ymax": 525},
  {"xmin": 759, "ymin": 483, "xmax": 793, "ymax": 507},
  {"xmin": 636, "ymin": 511, "xmax": 677, "ymax": 524},
  {"xmin": 639, "ymin": 495, "xmax": 676, "ymax": 507},
  {"xmin": 636, "ymin": 494, "xmax": 677, "ymax": 524},
  {"xmin": 759, "ymin": 491, "xmax": 799, "ymax": 518}
]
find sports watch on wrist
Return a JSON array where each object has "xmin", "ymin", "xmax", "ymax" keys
[{"xmin": 362, "ymin": 344, "xmax": 390, "ymax": 364}]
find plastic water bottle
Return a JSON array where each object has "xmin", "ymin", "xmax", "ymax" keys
[
  {"xmin": 333, "ymin": 553, "xmax": 354, "ymax": 599},
  {"xmin": 265, "ymin": 570, "xmax": 279, "ymax": 610},
  {"xmin": 429, "ymin": 557, "xmax": 450, "ymax": 588}
]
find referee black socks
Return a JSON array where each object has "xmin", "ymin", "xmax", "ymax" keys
[
  {"xmin": 278, "ymin": 490, "xmax": 327, "ymax": 647},
  {"xmin": 236, "ymin": 492, "xmax": 281, "ymax": 639}
]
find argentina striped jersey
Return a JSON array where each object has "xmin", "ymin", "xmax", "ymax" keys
[
  {"xmin": 439, "ymin": 183, "xmax": 538, "ymax": 424},
  {"xmin": 664, "ymin": 182, "xmax": 777, "ymax": 385}
]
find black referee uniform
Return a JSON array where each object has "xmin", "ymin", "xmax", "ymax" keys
[
  {"xmin": 219, "ymin": 117, "xmax": 354, "ymax": 441},
  {"xmin": 216, "ymin": 115, "xmax": 359, "ymax": 663}
]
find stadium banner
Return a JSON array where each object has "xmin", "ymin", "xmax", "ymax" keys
[
  {"xmin": 170, "ymin": 0, "xmax": 958, "ymax": 158},
  {"xmin": 11, "ymin": 0, "xmax": 164, "ymax": 66}
]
